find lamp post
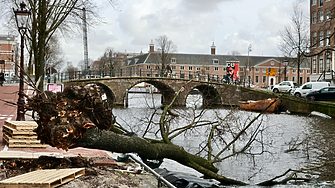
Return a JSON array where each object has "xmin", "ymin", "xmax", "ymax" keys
[
  {"xmin": 283, "ymin": 60, "xmax": 288, "ymax": 81},
  {"xmin": 247, "ymin": 44, "xmax": 252, "ymax": 87},
  {"xmin": 13, "ymin": 2, "xmax": 31, "ymax": 121}
]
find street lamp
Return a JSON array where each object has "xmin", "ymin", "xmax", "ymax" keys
[
  {"xmin": 247, "ymin": 44, "xmax": 252, "ymax": 87},
  {"xmin": 13, "ymin": 2, "xmax": 31, "ymax": 121},
  {"xmin": 283, "ymin": 59, "xmax": 288, "ymax": 81}
]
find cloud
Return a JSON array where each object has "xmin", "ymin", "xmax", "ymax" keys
[
  {"xmin": 56, "ymin": 0, "xmax": 310, "ymax": 67},
  {"xmin": 181, "ymin": 0, "xmax": 235, "ymax": 12}
]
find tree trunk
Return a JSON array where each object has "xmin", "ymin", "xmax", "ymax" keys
[{"xmin": 79, "ymin": 128, "xmax": 246, "ymax": 186}]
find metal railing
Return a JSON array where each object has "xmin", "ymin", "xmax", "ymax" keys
[
  {"xmin": 46, "ymin": 68, "xmax": 241, "ymax": 85},
  {"xmin": 317, "ymin": 70, "xmax": 335, "ymax": 81}
]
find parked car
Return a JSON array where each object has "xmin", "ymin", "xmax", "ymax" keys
[
  {"xmin": 293, "ymin": 82, "xmax": 330, "ymax": 97},
  {"xmin": 272, "ymin": 81, "xmax": 297, "ymax": 93},
  {"xmin": 306, "ymin": 86, "xmax": 335, "ymax": 101}
]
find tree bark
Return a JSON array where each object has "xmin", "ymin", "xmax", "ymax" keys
[{"xmin": 78, "ymin": 127, "xmax": 247, "ymax": 186}]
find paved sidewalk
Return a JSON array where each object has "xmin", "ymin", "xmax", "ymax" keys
[{"xmin": 0, "ymin": 84, "xmax": 111, "ymax": 159}]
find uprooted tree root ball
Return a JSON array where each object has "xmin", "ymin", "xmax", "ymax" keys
[{"xmin": 26, "ymin": 85, "xmax": 114, "ymax": 150}]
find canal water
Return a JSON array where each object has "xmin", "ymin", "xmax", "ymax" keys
[{"xmin": 112, "ymin": 93, "xmax": 335, "ymax": 187}]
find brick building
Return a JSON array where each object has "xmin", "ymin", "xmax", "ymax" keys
[
  {"xmin": 0, "ymin": 34, "xmax": 19, "ymax": 79},
  {"xmin": 122, "ymin": 42, "xmax": 310, "ymax": 88},
  {"xmin": 309, "ymin": 0, "xmax": 335, "ymax": 82}
]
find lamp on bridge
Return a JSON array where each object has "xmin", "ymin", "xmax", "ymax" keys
[
  {"xmin": 283, "ymin": 59, "xmax": 288, "ymax": 81},
  {"xmin": 13, "ymin": 1, "xmax": 31, "ymax": 121}
]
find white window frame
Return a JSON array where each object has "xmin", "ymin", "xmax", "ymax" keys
[
  {"xmin": 214, "ymin": 67, "xmax": 219, "ymax": 71},
  {"xmin": 319, "ymin": 0, "xmax": 323, "ymax": 7},
  {"xmin": 319, "ymin": 10, "xmax": 324, "ymax": 22},
  {"xmin": 326, "ymin": 53, "xmax": 331, "ymax": 72},
  {"xmin": 312, "ymin": 12, "xmax": 317, "ymax": 24},
  {"xmin": 171, "ymin": 58, "xmax": 176, "ymax": 64},
  {"xmin": 319, "ymin": 55, "xmax": 324, "ymax": 72},
  {"xmin": 326, "ymin": 30, "xmax": 331, "ymax": 46},
  {"xmin": 326, "ymin": 9, "xmax": 331, "ymax": 20},
  {"xmin": 188, "ymin": 66, "xmax": 193, "ymax": 71},
  {"xmin": 320, "ymin": 31, "xmax": 324, "ymax": 47},
  {"xmin": 212, "ymin": 59, "xmax": 219, "ymax": 64},
  {"xmin": 312, "ymin": 32, "xmax": 317, "ymax": 46},
  {"xmin": 312, "ymin": 56, "xmax": 317, "ymax": 73},
  {"xmin": 180, "ymin": 66, "xmax": 184, "ymax": 70},
  {"xmin": 312, "ymin": 0, "xmax": 316, "ymax": 5}
]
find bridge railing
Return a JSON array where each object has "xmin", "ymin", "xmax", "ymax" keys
[{"xmin": 46, "ymin": 68, "xmax": 241, "ymax": 85}]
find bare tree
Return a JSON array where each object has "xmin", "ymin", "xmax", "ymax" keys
[
  {"xmin": 278, "ymin": 0, "xmax": 309, "ymax": 86},
  {"xmin": 98, "ymin": 47, "xmax": 123, "ymax": 70},
  {"xmin": 154, "ymin": 35, "xmax": 177, "ymax": 76},
  {"xmin": 45, "ymin": 35, "xmax": 64, "ymax": 74},
  {"xmin": 1, "ymin": 0, "xmax": 117, "ymax": 90},
  {"xmin": 77, "ymin": 58, "xmax": 93, "ymax": 71},
  {"xmin": 227, "ymin": 50, "xmax": 241, "ymax": 56}
]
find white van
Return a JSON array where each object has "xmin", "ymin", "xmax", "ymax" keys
[{"xmin": 293, "ymin": 82, "xmax": 330, "ymax": 97}]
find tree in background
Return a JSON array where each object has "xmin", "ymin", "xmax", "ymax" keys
[
  {"xmin": 65, "ymin": 61, "xmax": 77, "ymax": 79},
  {"xmin": 77, "ymin": 58, "xmax": 93, "ymax": 71},
  {"xmin": 278, "ymin": 0, "xmax": 309, "ymax": 86},
  {"xmin": 227, "ymin": 50, "xmax": 241, "ymax": 56},
  {"xmin": 45, "ymin": 35, "xmax": 64, "ymax": 74},
  {"xmin": 154, "ymin": 35, "xmax": 177, "ymax": 76},
  {"xmin": 98, "ymin": 47, "xmax": 123, "ymax": 70},
  {"xmin": 0, "ymin": 0, "xmax": 117, "ymax": 90}
]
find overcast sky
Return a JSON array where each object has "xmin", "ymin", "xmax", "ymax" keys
[{"xmin": 2, "ymin": 0, "xmax": 310, "ymax": 68}]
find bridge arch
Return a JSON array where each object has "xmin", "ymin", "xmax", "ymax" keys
[
  {"xmin": 76, "ymin": 81, "xmax": 117, "ymax": 106},
  {"xmin": 184, "ymin": 84, "xmax": 222, "ymax": 107},
  {"xmin": 93, "ymin": 82, "xmax": 116, "ymax": 106},
  {"xmin": 127, "ymin": 79, "xmax": 176, "ymax": 105}
]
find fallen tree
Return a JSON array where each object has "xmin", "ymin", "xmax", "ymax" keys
[{"xmin": 25, "ymin": 85, "xmax": 333, "ymax": 186}]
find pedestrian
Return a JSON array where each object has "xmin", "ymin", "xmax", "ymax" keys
[
  {"xmin": 0, "ymin": 70, "xmax": 5, "ymax": 86},
  {"xmin": 166, "ymin": 64, "xmax": 172, "ymax": 73},
  {"xmin": 166, "ymin": 64, "xmax": 172, "ymax": 77}
]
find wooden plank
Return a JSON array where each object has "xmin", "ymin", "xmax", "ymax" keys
[
  {"xmin": 0, "ymin": 168, "xmax": 85, "ymax": 188},
  {"xmin": 3, "ymin": 125, "xmax": 37, "ymax": 136},
  {"xmin": 4, "ymin": 121, "xmax": 38, "ymax": 130},
  {"xmin": 3, "ymin": 135, "xmax": 47, "ymax": 148},
  {"xmin": 3, "ymin": 133, "xmax": 41, "ymax": 144}
]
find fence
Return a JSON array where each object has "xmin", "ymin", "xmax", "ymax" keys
[
  {"xmin": 317, "ymin": 70, "xmax": 335, "ymax": 81},
  {"xmin": 47, "ymin": 68, "xmax": 241, "ymax": 85}
]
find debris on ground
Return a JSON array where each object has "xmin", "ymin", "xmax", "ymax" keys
[{"xmin": 0, "ymin": 156, "xmax": 159, "ymax": 188}]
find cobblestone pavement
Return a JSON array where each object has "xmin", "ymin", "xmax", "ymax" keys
[{"xmin": 0, "ymin": 84, "xmax": 110, "ymax": 158}]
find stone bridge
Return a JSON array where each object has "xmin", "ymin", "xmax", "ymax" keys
[
  {"xmin": 63, "ymin": 77, "xmax": 274, "ymax": 106},
  {"xmin": 62, "ymin": 77, "xmax": 335, "ymax": 117}
]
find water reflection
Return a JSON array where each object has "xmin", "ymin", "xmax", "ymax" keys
[{"xmin": 113, "ymin": 93, "xmax": 335, "ymax": 186}]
